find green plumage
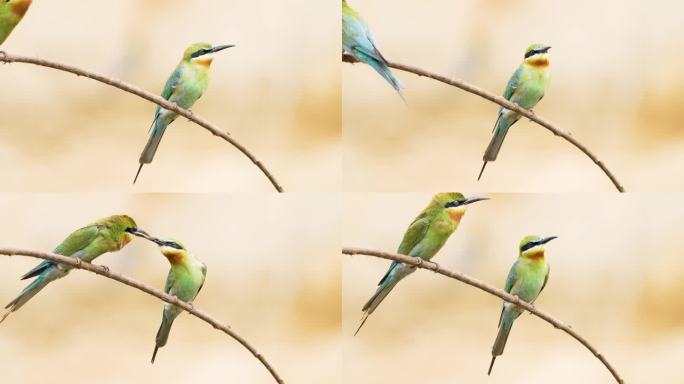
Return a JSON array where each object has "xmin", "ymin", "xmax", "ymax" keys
[
  {"xmin": 479, "ymin": 44, "xmax": 551, "ymax": 180},
  {"xmin": 134, "ymin": 42, "xmax": 233, "ymax": 184},
  {"xmin": 488, "ymin": 235, "xmax": 555, "ymax": 375},
  {"xmin": 1, "ymin": 215, "xmax": 137, "ymax": 323},
  {"xmin": 355, "ymin": 193, "xmax": 488, "ymax": 335},
  {"xmin": 0, "ymin": 0, "xmax": 32, "ymax": 46},
  {"xmin": 151, "ymin": 240, "xmax": 207, "ymax": 363}
]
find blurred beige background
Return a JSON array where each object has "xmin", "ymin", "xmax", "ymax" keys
[
  {"xmin": 0, "ymin": 194, "xmax": 340, "ymax": 383},
  {"xmin": 343, "ymin": 0, "xmax": 684, "ymax": 192},
  {"xmin": 0, "ymin": 0, "xmax": 340, "ymax": 191},
  {"xmin": 343, "ymin": 193, "xmax": 684, "ymax": 383}
]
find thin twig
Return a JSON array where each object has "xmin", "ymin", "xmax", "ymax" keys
[
  {"xmin": 0, "ymin": 51, "xmax": 284, "ymax": 192},
  {"xmin": 0, "ymin": 247, "xmax": 285, "ymax": 384},
  {"xmin": 342, "ymin": 246, "xmax": 625, "ymax": 384},
  {"xmin": 343, "ymin": 54, "xmax": 625, "ymax": 192}
]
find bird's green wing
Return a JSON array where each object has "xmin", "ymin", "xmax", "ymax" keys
[
  {"xmin": 376, "ymin": 216, "xmax": 430, "ymax": 286},
  {"xmin": 503, "ymin": 260, "xmax": 519, "ymax": 294},
  {"xmin": 497, "ymin": 261, "xmax": 520, "ymax": 326},
  {"xmin": 502, "ymin": 66, "xmax": 522, "ymax": 101},
  {"xmin": 53, "ymin": 224, "xmax": 101, "ymax": 256},
  {"xmin": 164, "ymin": 269, "xmax": 175, "ymax": 295},
  {"xmin": 396, "ymin": 216, "xmax": 430, "ymax": 256},
  {"xmin": 21, "ymin": 224, "xmax": 100, "ymax": 280},
  {"xmin": 196, "ymin": 263, "xmax": 208, "ymax": 296},
  {"xmin": 160, "ymin": 67, "xmax": 182, "ymax": 101}
]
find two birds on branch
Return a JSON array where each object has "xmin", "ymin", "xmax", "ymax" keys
[
  {"xmin": 352, "ymin": 192, "xmax": 557, "ymax": 376},
  {"xmin": 0, "ymin": 215, "xmax": 207, "ymax": 364}
]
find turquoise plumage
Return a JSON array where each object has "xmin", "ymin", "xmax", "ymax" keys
[
  {"xmin": 488, "ymin": 235, "xmax": 556, "ymax": 375},
  {"xmin": 342, "ymin": 0, "xmax": 403, "ymax": 97},
  {"xmin": 479, "ymin": 44, "xmax": 551, "ymax": 180}
]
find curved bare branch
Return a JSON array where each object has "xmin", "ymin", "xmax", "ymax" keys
[
  {"xmin": 0, "ymin": 247, "xmax": 285, "ymax": 384},
  {"xmin": 0, "ymin": 51, "xmax": 284, "ymax": 192},
  {"xmin": 343, "ymin": 246, "xmax": 625, "ymax": 383},
  {"xmin": 343, "ymin": 54, "xmax": 625, "ymax": 192}
]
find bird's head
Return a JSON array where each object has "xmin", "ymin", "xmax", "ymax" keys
[
  {"xmin": 523, "ymin": 43, "xmax": 551, "ymax": 67},
  {"xmin": 4, "ymin": 0, "xmax": 32, "ymax": 17},
  {"xmin": 104, "ymin": 215, "xmax": 137, "ymax": 247},
  {"xmin": 434, "ymin": 193, "xmax": 489, "ymax": 221},
  {"xmin": 183, "ymin": 42, "xmax": 234, "ymax": 66},
  {"xmin": 519, "ymin": 235, "xmax": 557, "ymax": 259}
]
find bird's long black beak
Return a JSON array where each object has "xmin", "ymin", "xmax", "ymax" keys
[
  {"xmin": 541, "ymin": 46, "xmax": 552, "ymax": 53},
  {"xmin": 127, "ymin": 228, "xmax": 165, "ymax": 246},
  {"xmin": 210, "ymin": 44, "xmax": 235, "ymax": 53},
  {"xmin": 463, "ymin": 195, "xmax": 490, "ymax": 205},
  {"xmin": 539, "ymin": 236, "xmax": 558, "ymax": 245}
]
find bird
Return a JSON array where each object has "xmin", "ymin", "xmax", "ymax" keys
[
  {"xmin": 488, "ymin": 235, "xmax": 557, "ymax": 375},
  {"xmin": 0, "ymin": 0, "xmax": 31, "ymax": 46},
  {"xmin": 342, "ymin": 0, "xmax": 403, "ymax": 98},
  {"xmin": 132, "ymin": 234, "xmax": 206, "ymax": 364},
  {"xmin": 355, "ymin": 193, "xmax": 489, "ymax": 335},
  {"xmin": 133, "ymin": 42, "xmax": 234, "ymax": 184},
  {"xmin": 1, "ymin": 215, "xmax": 138, "ymax": 323},
  {"xmin": 478, "ymin": 44, "xmax": 551, "ymax": 181},
  {"xmin": 0, "ymin": 0, "xmax": 32, "ymax": 46}
]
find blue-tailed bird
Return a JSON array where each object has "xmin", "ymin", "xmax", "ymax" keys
[
  {"xmin": 342, "ymin": 0, "xmax": 404, "ymax": 98},
  {"xmin": 355, "ymin": 193, "xmax": 489, "ymax": 335},
  {"xmin": 1, "ymin": 215, "xmax": 138, "ymax": 323},
  {"xmin": 488, "ymin": 235, "xmax": 557, "ymax": 375},
  {"xmin": 478, "ymin": 44, "xmax": 551, "ymax": 180},
  {"xmin": 133, "ymin": 42, "xmax": 234, "ymax": 184},
  {"xmin": 130, "ymin": 231, "xmax": 207, "ymax": 364}
]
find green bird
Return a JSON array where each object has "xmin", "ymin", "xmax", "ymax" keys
[
  {"xmin": 355, "ymin": 193, "xmax": 489, "ymax": 335},
  {"xmin": 133, "ymin": 42, "xmax": 234, "ymax": 184},
  {"xmin": 342, "ymin": 0, "xmax": 404, "ymax": 98},
  {"xmin": 478, "ymin": 44, "xmax": 551, "ymax": 180},
  {"xmin": 0, "ymin": 0, "xmax": 31, "ymax": 46},
  {"xmin": 1, "ymin": 215, "xmax": 138, "ymax": 323},
  {"xmin": 488, "ymin": 235, "xmax": 557, "ymax": 375},
  {"xmin": 132, "ymin": 234, "xmax": 207, "ymax": 364}
]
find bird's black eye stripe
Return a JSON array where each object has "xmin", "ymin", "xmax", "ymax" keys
[
  {"xmin": 191, "ymin": 49, "xmax": 209, "ymax": 59},
  {"xmin": 165, "ymin": 241, "xmax": 183, "ymax": 250},
  {"xmin": 444, "ymin": 200, "xmax": 461, "ymax": 208},
  {"xmin": 525, "ymin": 48, "xmax": 548, "ymax": 59},
  {"xmin": 520, "ymin": 241, "xmax": 540, "ymax": 252}
]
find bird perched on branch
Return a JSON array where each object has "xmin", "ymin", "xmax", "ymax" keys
[
  {"xmin": 478, "ymin": 44, "xmax": 551, "ymax": 181},
  {"xmin": 488, "ymin": 235, "xmax": 556, "ymax": 375},
  {"xmin": 133, "ymin": 42, "xmax": 234, "ymax": 184},
  {"xmin": 0, "ymin": 0, "xmax": 32, "ymax": 45},
  {"xmin": 1, "ymin": 215, "xmax": 138, "ymax": 323},
  {"xmin": 130, "ymin": 231, "xmax": 206, "ymax": 364},
  {"xmin": 355, "ymin": 193, "xmax": 489, "ymax": 335},
  {"xmin": 342, "ymin": 0, "xmax": 404, "ymax": 98}
]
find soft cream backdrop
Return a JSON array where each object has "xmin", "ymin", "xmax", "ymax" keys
[{"xmin": 0, "ymin": 0, "xmax": 339, "ymax": 191}]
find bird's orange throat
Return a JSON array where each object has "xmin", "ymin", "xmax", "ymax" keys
[
  {"xmin": 195, "ymin": 57, "xmax": 213, "ymax": 68},
  {"xmin": 163, "ymin": 250, "xmax": 185, "ymax": 265},
  {"xmin": 523, "ymin": 249, "xmax": 545, "ymax": 260},
  {"xmin": 121, "ymin": 234, "xmax": 133, "ymax": 248},
  {"xmin": 11, "ymin": 0, "xmax": 32, "ymax": 17},
  {"xmin": 447, "ymin": 208, "xmax": 465, "ymax": 222},
  {"xmin": 526, "ymin": 57, "xmax": 549, "ymax": 68}
]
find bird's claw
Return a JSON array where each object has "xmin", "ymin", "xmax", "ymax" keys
[{"xmin": 100, "ymin": 265, "xmax": 110, "ymax": 273}]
